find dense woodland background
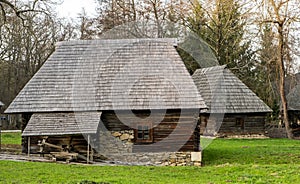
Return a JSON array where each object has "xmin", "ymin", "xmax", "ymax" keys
[{"xmin": 0, "ymin": 0, "xmax": 300, "ymax": 137}]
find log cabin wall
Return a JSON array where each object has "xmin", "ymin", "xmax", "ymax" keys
[
  {"xmin": 200, "ymin": 113, "xmax": 267, "ymax": 135},
  {"xmin": 243, "ymin": 114, "xmax": 267, "ymax": 134},
  {"xmin": 289, "ymin": 110, "xmax": 300, "ymax": 126},
  {"xmin": 288, "ymin": 111, "xmax": 300, "ymax": 137},
  {"xmin": 22, "ymin": 109, "xmax": 200, "ymax": 158},
  {"xmin": 100, "ymin": 109, "xmax": 200, "ymax": 153},
  {"xmin": 193, "ymin": 65, "xmax": 272, "ymax": 137}
]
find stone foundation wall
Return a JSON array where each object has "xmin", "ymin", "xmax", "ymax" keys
[
  {"xmin": 108, "ymin": 152, "xmax": 202, "ymax": 166},
  {"xmin": 111, "ymin": 130, "xmax": 134, "ymax": 142},
  {"xmin": 98, "ymin": 130, "xmax": 134, "ymax": 156},
  {"xmin": 97, "ymin": 128, "xmax": 202, "ymax": 166}
]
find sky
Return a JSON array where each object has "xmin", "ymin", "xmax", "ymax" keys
[
  {"xmin": 54, "ymin": 0, "xmax": 300, "ymax": 71},
  {"xmin": 56, "ymin": 0, "xmax": 98, "ymax": 18}
]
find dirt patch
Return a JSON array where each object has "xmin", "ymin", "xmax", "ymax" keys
[
  {"xmin": 217, "ymin": 134, "xmax": 269, "ymax": 139},
  {"xmin": 0, "ymin": 152, "xmax": 52, "ymax": 162},
  {"xmin": 0, "ymin": 144, "xmax": 21, "ymax": 153}
]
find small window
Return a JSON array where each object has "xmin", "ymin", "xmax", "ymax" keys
[
  {"xmin": 135, "ymin": 124, "xmax": 153, "ymax": 143},
  {"xmin": 236, "ymin": 118, "xmax": 244, "ymax": 129}
]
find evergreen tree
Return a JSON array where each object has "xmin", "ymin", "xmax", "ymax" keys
[
  {"xmin": 255, "ymin": 25, "xmax": 280, "ymax": 120},
  {"xmin": 188, "ymin": 0, "xmax": 255, "ymax": 79}
]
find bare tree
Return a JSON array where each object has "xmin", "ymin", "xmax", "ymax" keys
[
  {"xmin": 0, "ymin": 0, "xmax": 73, "ymax": 107},
  {"xmin": 257, "ymin": 0, "xmax": 300, "ymax": 138},
  {"xmin": 78, "ymin": 9, "xmax": 97, "ymax": 40},
  {"xmin": 96, "ymin": 0, "xmax": 138, "ymax": 33},
  {"xmin": 0, "ymin": 0, "xmax": 56, "ymax": 24},
  {"xmin": 96, "ymin": 0, "xmax": 176, "ymax": 38}
]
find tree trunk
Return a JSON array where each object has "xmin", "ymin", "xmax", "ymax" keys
[{"xmin": 278, "ymin": 24, "xmax": 293, "ymax": 139}]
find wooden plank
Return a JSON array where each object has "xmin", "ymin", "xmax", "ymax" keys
[
  {"xmin": 101, "ymin": 110, "xmax": 199, "ymax": 151},
  {"xmin": 28, "ymin": 137, "xmax": 30, "ymax": 157}
]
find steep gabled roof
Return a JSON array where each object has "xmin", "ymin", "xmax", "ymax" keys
[
  {"xmin": 285, "ymin": 73, "xmax": 300, "ymax": 95},
  {"xmin": 285, "ymin": 72, "xmax": 300, "ymax": 111},
  {"xmin": 287, "ymin": 84, "xmax": 300, "ymax": 111},
  {"xmin": 22, "ymin": 112, "xmax": 102, "ymax": 136},
  {"xmin": 0, "ymin": 101, "xmax": 4, "ymax": 107},
  {"xmin": 6, "ymin": 38, "xmax": 206, "ymax": 113},
  {"xmin": 192, "ymin": 65, "xmax": 272, "ymax": 113}
]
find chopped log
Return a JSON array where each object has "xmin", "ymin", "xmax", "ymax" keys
[
  {"xmin": 38, "ymin": 138, "xmax": 73, "ymax": 153},
  {"xmin": 50, "ymin": 152, "xmax": 78, "ymax": 163}
]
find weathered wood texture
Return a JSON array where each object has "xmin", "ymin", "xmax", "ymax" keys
[
  {"xmin": 22, "ymin": 112, "xmax": 101, "ymax": 136},
  {"xmin": 22, "ymin": 109, "xmax": 200, "ymax": 155},
  {"xmin": 20, "ymin": 113, "xmax": 97, "ymax": 156},
  {"xmin": 200, "ymin": 113, "xmax": 267, "ymax": 135},
  {"xmin": 193, "ymin": 65, "xmax": 271, "ymax": 135},
  {"xmin": 26, "ymin": 135, "xmax": 93, "ymax": 156},
  {"xmin": 192, "ymin": 65, "xmax": 272, "ymax": 113},
  {"xmin": 21, "ymin": 113, "xmax": 32, "ymax": 153},
  {"xmin": 285, "ymin": 73, "xmax": 300, "ymax": 111},
  {"xmin": 287, "ymin": 82, "xmax": 300, "ymax": 111},
  {"xmin": 5, "ymin": 38, "xmax": 206, "ymax": 113},
  {"xmin": 10, "ymin": 38, "xmax": 207, "ymax": 158},
  {"xmin": 287, "ymin": 84, "xmax": 300, "ymax": 130},
  {"xmin": 284, "ymin": 79, "xmax": 300, "ymax": 137},
  {"xmin": 289, "ymin": 111, "xmax": 300, "ymax": 125},
  {"xmin": 101, "ymin": 110, "xmax": 200, "ymax": 152}
]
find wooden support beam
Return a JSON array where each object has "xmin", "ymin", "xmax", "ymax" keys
[
  {"xmin": 28, "ymin": 137, "xmax": 30, "ymax": 157},
  {"xmin": 87, "ymin": 134, "xmax": 90, "ymax": 164},
  {"xmin": 42, "ymin": 140, "xmax": 63, "ymax": 150}
]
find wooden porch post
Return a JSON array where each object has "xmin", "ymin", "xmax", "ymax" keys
[
  {"xmin": 87, "ymin": 134, "xmax": 90, "ymax": 164},
  {"xmin": 28, "ymin": 137, "xmax": 30, "ymax": 157}
]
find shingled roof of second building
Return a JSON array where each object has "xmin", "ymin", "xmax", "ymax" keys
[
  {"xmin": 192, "ymin": 65, "xmax": 272, "ymax": 113},
  {"xmin": 287, "ymin": 84, "xmax": 300, "ymax": 111},
  {"xmin": 6, "ymin": 38, "xmax": 206, "ymax": 113}
]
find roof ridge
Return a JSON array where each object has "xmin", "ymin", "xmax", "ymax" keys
[
  {"xmin": 56, "ymin": 38, "xmax": 178, "ymax": 47},
  {"xmin": 194, "ymin": 65, "xmax": 227, "ymax": 74}
]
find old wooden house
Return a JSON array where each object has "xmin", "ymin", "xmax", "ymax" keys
[
  {"xmin": 192, "ymin": 65, "xmax": 272, "ymax": 136},
  {"xmin": 5, "ymin": 38, "xmax": 206, "ymax": 165},
  {"xmin": 287, "ymin": 84, "xmax": 300, "ymax": 132}
]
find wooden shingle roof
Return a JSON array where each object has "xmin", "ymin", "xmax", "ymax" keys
[
  {"xmin": 285, "ymin": 73, "xmax": 300, "ymax": 111},
  {"xmin": 22, "ymin": 112, "xmax": 101, "ymax": 136},
  {"xmin": 192, "ymin": 65, "xmax": 272, "ymax": 113},
  {"xmin": 6, "ymin": 38, "xmax": 206, "ymax": 113},
  {"xmin": 287, "ymin": 84, "xmax": 300, "ymax": 111}
]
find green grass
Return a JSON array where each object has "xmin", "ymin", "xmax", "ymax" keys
[
  {"xmin": 0, "ymin": 132, "xmax": 21, "ymax": 145},
  {"xmin": 202, "ymin": 138, "xmax": 300, "ymax": 165},
  {"xmin": 0, "ymin": 161, "xmax": 299, "ymax": 184},
  {"xmin": 1, "ymin": 137, "xmax": 300, "ymax": 183}
]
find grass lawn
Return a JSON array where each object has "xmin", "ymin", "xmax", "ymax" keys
[
  {"xmin": 0, "ymin": 132, "xmax": 21, "ymax": 145},
  {"xmin": 1, "ymin": 133, "xmax": 300, "ymax": 183}
]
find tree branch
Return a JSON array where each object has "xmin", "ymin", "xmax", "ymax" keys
[
  {"xmin": 0, "ymin": 3, "xmax": 5, "ymax": 23},
  {"xmin": 0, "ymin": 0, "xmax": 48, "ymax": 23}
]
